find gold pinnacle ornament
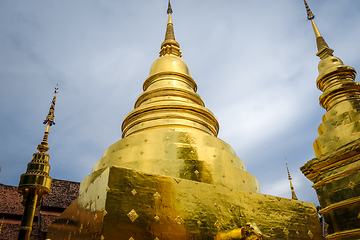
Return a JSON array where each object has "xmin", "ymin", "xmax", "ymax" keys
[
  {"xmin": 285, "ymin": 158, "xmax": 298, "ymax": 200},
  {"xmin": 18, "ymin": 86, "xmax": 58, "ymax": 240}
]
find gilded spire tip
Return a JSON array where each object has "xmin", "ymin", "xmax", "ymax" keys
[
  {"xmin": 303, "ymin": 0, "xmax": 315, "ymax": 20},
  {"xmin": 159, "ymin": 0, "xmax": 182, "ymax": 57},
  {"xmin": 167, "ymin": 0, "xmax": 173, "ymax": 14},
  {"xmin": 285, "ymin": 158, "xmax": 292, "ymax": 181},
  {"xmin": 38, "ymin": 85, "xmax": 58, "ymax": 153},
  {"xmin": 303, "ymin": 0, "xmax": 333, "ymax": 59}
]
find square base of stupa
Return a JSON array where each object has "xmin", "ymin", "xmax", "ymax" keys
[{"xmin": 47, "ymin": 166, "xmax": 323, "ymax": 239}]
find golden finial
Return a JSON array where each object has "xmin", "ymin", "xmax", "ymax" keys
[
  {"xmin": 37, "ymin": 85, "xmax": 58, "ymax": 153},
  {"xmin": 303, "ymin": 0, "xmax": 333, "ymax": 59},
  {"xmin": 18, "ymin": 85, "xmax": 58, "ymax": 239},
  {"xmin": 285, "ymin": 158, "xmax": 298, "ymax": 200},
  {"xmin": 167, "ymin": 0, "xmax": 173, "ymax": 14},
  {"xmin": 159, "ymin": 0, "xmax": 182, "ymax": 57}
]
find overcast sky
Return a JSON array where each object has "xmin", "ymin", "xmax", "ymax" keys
[{"xmin": 1, "ymin": 0, "xmax": 360, "ymax": 206}]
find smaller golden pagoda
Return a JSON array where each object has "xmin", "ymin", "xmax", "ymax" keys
[
  {"xmin": 300, "ymin": 1, "xmax": 360, "ymax": 239},
  {"xmin": 18, "ymin": 86, "xmax": 58, "ymax": 240}
]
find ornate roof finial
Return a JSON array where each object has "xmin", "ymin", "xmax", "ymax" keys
[
  {"xmin": 303, "ymin": 0, "xmax": 333, "ymax": 59},
  {"xmin": 285, "ymin": 158, "xmax": 298, "ymax": 200},
  {"xmin": 37, "ymin": 85, "xmax": 58, "ymax": 153},
  {"xmin": 18, "ymin": 86, "xmax": 58, "ymax": 239},
  {"xmin": 159, "ymin": 0, "xmax": 182, "ymax": 57}
]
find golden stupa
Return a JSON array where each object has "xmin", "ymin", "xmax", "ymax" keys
[{"xmin": 47, "ymin": 2, "xmax": 323, "ymax": 240}]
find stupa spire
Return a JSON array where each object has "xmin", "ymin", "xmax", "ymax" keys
[
  {"xmin": 18, "ymin": 86, "xmax": 58, "ymax": 240},
  {"xmin": 303, "ymin": 0, "xmax": 333, "ymax": 59},
  {"xmin": 285, "ymin": 158, "xmax": 298, "ymax": 200},
  {"xmin": 301, "ymin": 0, "xmax": 359, "ymax": 157},
  {"xmin": 160, "ymin": 0, "xmax": 182, "ymax": 57}
]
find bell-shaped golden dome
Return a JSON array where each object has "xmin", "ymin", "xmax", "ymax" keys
[{"xmin": 149, "ymin": 55, "xmax": 191, "ymax": 77}]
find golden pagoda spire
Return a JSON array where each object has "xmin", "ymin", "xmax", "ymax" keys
[
  {"xmin": 302, "ymin": 0, "xmax": 359, "ymax": 157},
  {"xmin": 159, "ymin": 0, "xmax": 182, "ymax": 57},
  {"xmin": 121, "ymin": 2, "xmax": 219, "ymax": 138},
  {"xmin": 285, "ymin": 158, "xmax": 298, "ymax": 200},
  {"xmin": 303, "ymin": 0, "xmax": 334, "ymax": 59},
  {"xmin": 18, "ymin": 86, "xmax": 58, "ymax": 240}
]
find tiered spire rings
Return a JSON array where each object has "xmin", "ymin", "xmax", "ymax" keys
[{"xmin": 121, "ymin": 3, "xmax": 219, "ymax": 138}]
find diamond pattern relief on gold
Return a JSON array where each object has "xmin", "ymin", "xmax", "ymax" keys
[
  {"xmin": 176, "ymin": 197, "xmax": 180, "ymax": 202},
  {"xmin": 127, "ymin": 209, "xmax": 139, "ymax": 222},
  {"xmin": 222, "ymin": 174, "xmax": 225, "ymax": 178},
  {"xmin": 165, "ymin": 150, "xmax": 168, "ymax": 153},
  {"xmin": 163, "ymin": 169, "xmax": 169, "ymax": 173},
  {"xmin": 154, "ymin": 215, "xmax": 160, "ymax": 221},
  {"xmin": 308, "ymin": 230, "xmax": 314, "ymax": 239},
  {"xmin": 174, "ymin": 215, "xmax": 183, "ymax": 225},
  {"xmin": 349, "ymin": 181, "xmax": 355, "ymax": 190},
  {"xmin": 194, "ymin": 170, "xmax": 199, "ymax": 175},
  {"xmin": 129, "ymin": 237, "xmax": 134, "ymax": 240},
  {"xmin": 174, "ymin": 178, "xmax": 182, "ymax": 184},
  {"xmin": 153, "ymin": 192, "xmax": 161, "ymax": 199},
  {"xmin": 195, "ymin": 199, "xmax": 201, "ymax": 206},
  {"xmin": 283, "ymin": 228, "xmax": 289, "ymax": 236},
  {"xmin": 140, "ymin": 151, "xmax": 144, "ymax": 155},
  {"xmin": 131, "ymin": 189, "xmax": 137, "ymax": 196},
  {"xmin": 197, "ymin": 220, "xmax": 202, "ymax": 226},
  {"xmin": 214, "ymin": 220, "xmax": 222, "ymax": 230},
  {"xmin": 213, "ymin": 154, "xmax": 216, "ymax": 158},
  {"xmin": 166, "ymin": 137, "xmax": 169, "ymax": 141},
  {"xmin": 296, "ymin": 231, "xmax": 299, "ymax": 235},
  {"xmin": 230, "ymin": 205, "xmax": 236, "ymax": 211}
]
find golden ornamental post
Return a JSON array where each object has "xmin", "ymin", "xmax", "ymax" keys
[
  {"xmin": 17, "ymin": 86, "xmax": 58, "ymax": 240},
  {"xmin": 285, "ymin": 158, "xmax": 298, "ymax": 200}
]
